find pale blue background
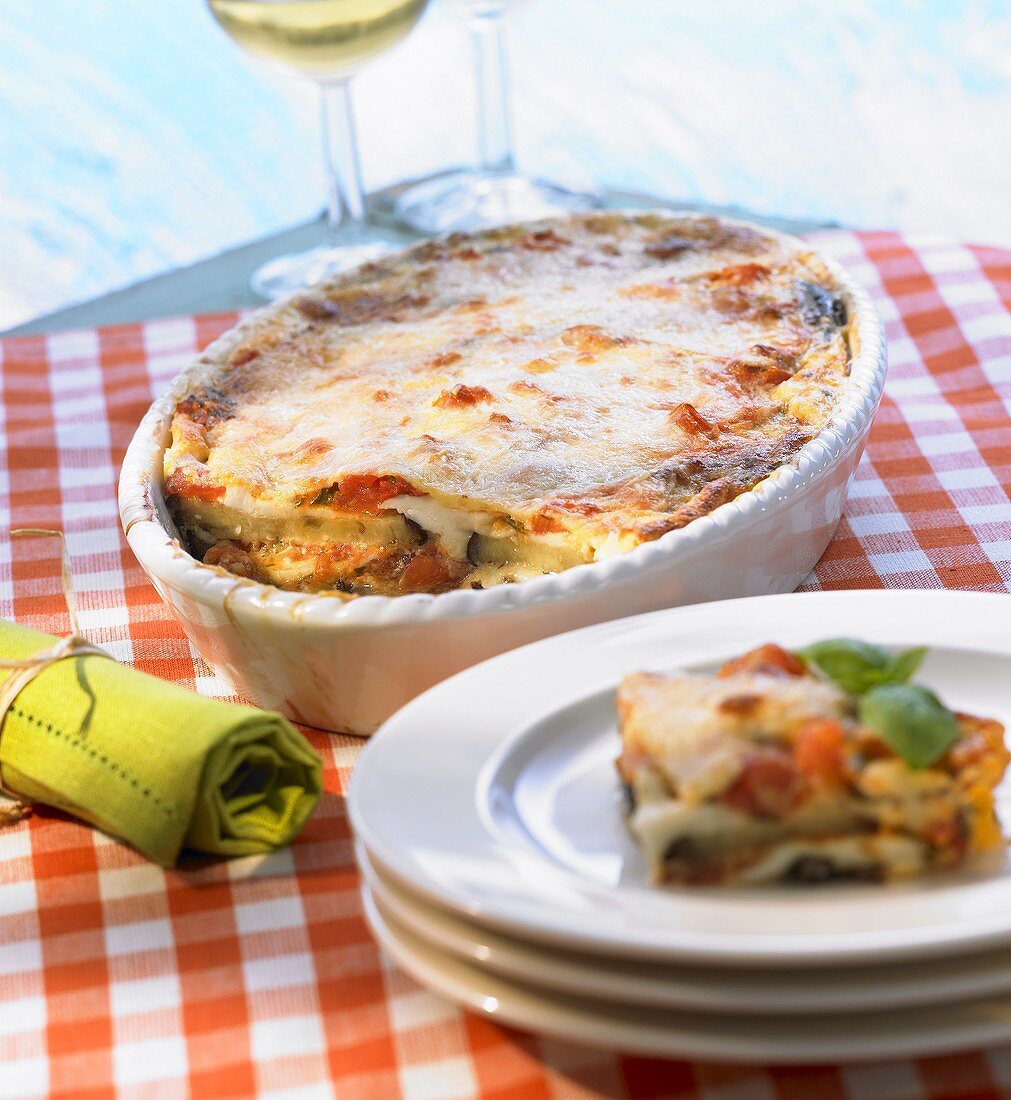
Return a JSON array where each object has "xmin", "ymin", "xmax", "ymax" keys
[{"xmin": 1, "ymin": 0, "xmax": 1009, "ymax": 328}]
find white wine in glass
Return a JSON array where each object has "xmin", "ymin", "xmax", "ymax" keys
[
  {"xmin": 207, "ymin": 0, "xmax": 431, "ymax": 299},
  {"xmin": 394, "ymin": 0, "xmax": 599, "ymax": 234}
]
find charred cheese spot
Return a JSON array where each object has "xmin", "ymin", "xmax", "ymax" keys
[
  {"xmin": 292, "ymin": 294, "xmax": 340, "ymax": 321},
  {"xmin": 297, "ymin": 289, "xmax": 432, "ymax": 327},
  {"xmin": 620, "ymin": 281, "xmax": 680, "ymax": 300},
  {"xmin": 560, "ymin": 324, "xmax": 628, "ymax": 353},
  {"xmin": 727, "ymin": 348, "xmax": 795, "ymax": 388},
  {"xmin": 717, "ymin": 693, "xmax": 765, "ymax": 717},
  {"xmin": 430, "ymin": 351, "xmax": 462, "ymax": 368},
  {"xmin": 520, "ymin": 229, "xmax": 570, "ymax": 252},
  {"xmin": 671, "ymin": 402, "xmax": 719, "ymax": 440},
  {"xmin": 287, "ymin": 437, "xmax": 333, "ymax": 463},
  {"xmin": 752, "ymin": 343, "xmax": 799, "ymax": 367},
  {"xmin": 230, "ymin": 348, "xmax": 261, "ymax": 368},
  {"xmin": 413, "ymin": 241, "xmax": 451, "ymax": 263},
  {"xmin": 434, "ymin": 384, "xmax": 494, "ymax": 408},
  {"xmin": 175, "ymin": 389, "xmax": 235, "ymax": 431},
  {"xmin": 708, "ymin": 262, "xmax": 772, "ymax": 286},
  {"xmin": 523, "ymin": 357, "xmax": 558, "ymax": 374},
  {"xmin": 644, "ymin": 236, "xmax": 694, "ymax": 260},
  {"xmin": 583, "ymin": 213, "xmax": 624, "ymax": 234}
]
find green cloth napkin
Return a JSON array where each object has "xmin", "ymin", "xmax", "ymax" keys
[{"xmin": 0, "ymin": 620, "xmax": 323, "ymax": 866}]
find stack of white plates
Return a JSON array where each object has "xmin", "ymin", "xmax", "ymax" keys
[{"xmin": 349, "ymin": 590, "xmax": 1011, "ymax": 1063}]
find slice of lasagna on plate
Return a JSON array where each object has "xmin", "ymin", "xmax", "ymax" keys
[{"xmin": 616, "ymin": 641, "xmax": 1009, "ymax": 885}]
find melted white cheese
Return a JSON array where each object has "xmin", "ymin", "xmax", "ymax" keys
[
  {"xmin": 591, "ymin": 530, "xmax": 640, "ymax": 561},
  {"xmin": 382, "ymin": 494, "xmax": 497, "ymax": 559},
  {"xmin": 631, "ymin": 801, "xmax": 782, "ymax": 861},
  {"xmin": 223, "ymin": 485, "xmax": 266, "ymax": 516},
  {"xmin": 737, "ymin": 835, "xmax": 927, "ymax": 884},
  {"xmin": 620, "ymin": 671, "xmax": 850, "ymax": 804},
  {"xmin": 630, "ymin": 798, "xmax": 865, "ymax": 863},
  {"xmin": 465, "ymin": 561, "xmax": 551, "ymax": 588}
]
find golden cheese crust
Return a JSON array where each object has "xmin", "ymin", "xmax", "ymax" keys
[{"xmin": 164, "ymin": 211, "xmax": 853, "ymax": 595}]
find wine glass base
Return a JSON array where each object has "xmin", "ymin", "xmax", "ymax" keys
[
  {"xmin": 251, "ymin": 240, "xmax": 393, "ymax": 300},
  {"xmin": 393, "ymin": 171, "xmax": 600, "ymax": 235}
]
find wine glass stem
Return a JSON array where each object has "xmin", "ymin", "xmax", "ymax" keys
[
  {"xmin": 319, "ymin": 80, "xmax": 368, "ymax": 248},
  {"xmin": 471, "ymin": 14, "xmax": 515, "ymax": 176}
]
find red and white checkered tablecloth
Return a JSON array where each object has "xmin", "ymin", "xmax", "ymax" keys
[{"xmin": 0, "ymin": 229, "xmax": 1009, "ymax": 1100}]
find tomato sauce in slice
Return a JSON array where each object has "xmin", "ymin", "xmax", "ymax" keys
[
  {"xmin": 329, "ymin": 475, "xmax": 424, "ymax": 515},
  {"xmin": 793, "ymin": 718, "xmax": 847, "ymax": 784},
  {"xmin": 721, "ymin": 749, "xmax": 805, "ymax": 819},
  {"xmin": 717, "ymin": 643, "xmax": 807, "ymax": 680}
]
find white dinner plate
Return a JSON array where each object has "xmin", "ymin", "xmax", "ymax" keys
[
  {"xmin": 349, "ymin": 590, "xmax": 1011, "ymax": 967},
  {"xmin": 361, "ymin": 880, "xmax": 1011, "ymax": 1063},
  {"xmin": 357, "ymin": 841, "xmax": 1011, "ymax": 1015}
]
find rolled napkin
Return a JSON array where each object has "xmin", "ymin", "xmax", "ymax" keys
[{"xmin": 0, "ymin": 617, "xmax": 323, "ymax": 866}]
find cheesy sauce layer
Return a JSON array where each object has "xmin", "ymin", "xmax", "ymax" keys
[{"xmin": 164, "ymin": 212, "xmax": 854, "ymax": 596}]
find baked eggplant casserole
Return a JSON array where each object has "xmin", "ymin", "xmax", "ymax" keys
[
  {"xmin": 617, "ymin": 641, "xmax": 1010, "ymax": 885},
  {"xmin": 164, "ymin": 212, "xmax": 854, "ymax": 596}
]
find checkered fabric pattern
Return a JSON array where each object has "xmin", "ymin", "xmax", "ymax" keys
[{"xmin": 0, "ymin": 229, "xmax": 1008, "ymax": 1100}]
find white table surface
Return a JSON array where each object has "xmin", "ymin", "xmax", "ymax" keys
[{"xmin": 2, "ymin": 0, "xmax": 1009, "ymax": 333}]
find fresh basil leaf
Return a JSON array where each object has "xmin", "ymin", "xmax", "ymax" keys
[
  {"xmin": 858, "ymin": 683, "xmax": 959, "ymax": 769},
  {"xmin": 882, "ymin": 646, "xmax": 928, "ymax": 684},
  {"xmin": 798, "ymin": 638, "xmax": 891, "ymax": 694},
  {"xmin": 799, "ymin": 639, "xmax": 930, "ymax": 695}
]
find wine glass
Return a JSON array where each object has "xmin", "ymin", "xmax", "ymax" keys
[
  {"xmin": 393, "ymin": 0, "xmax": 599, "ymax": 234},
  {"xmin": 207, "ymin": 0, "xmax": 431, "ymax": 299}
]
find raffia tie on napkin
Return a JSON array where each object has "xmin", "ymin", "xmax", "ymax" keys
[
  {"xmin": 0, "ymin": 529, "xmax": 323, "ymax": 865},
  {"xmin": 0, "ymin": 530, "xmax": 110, "ymax": 821}
]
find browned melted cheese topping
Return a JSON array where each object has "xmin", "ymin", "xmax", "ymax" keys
[{"xmin": 164, "ymin": 212, "xmax": 853, "ymax": 596}]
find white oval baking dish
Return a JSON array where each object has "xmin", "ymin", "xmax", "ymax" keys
[{"xmin": 119, "ymin": 221, "xmax": 886, "ymax": 735}]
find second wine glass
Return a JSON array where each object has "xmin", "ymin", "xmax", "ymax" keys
[{"xmin": 394, "ymin": 0, "xmax": 599, "ymax": 234}]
